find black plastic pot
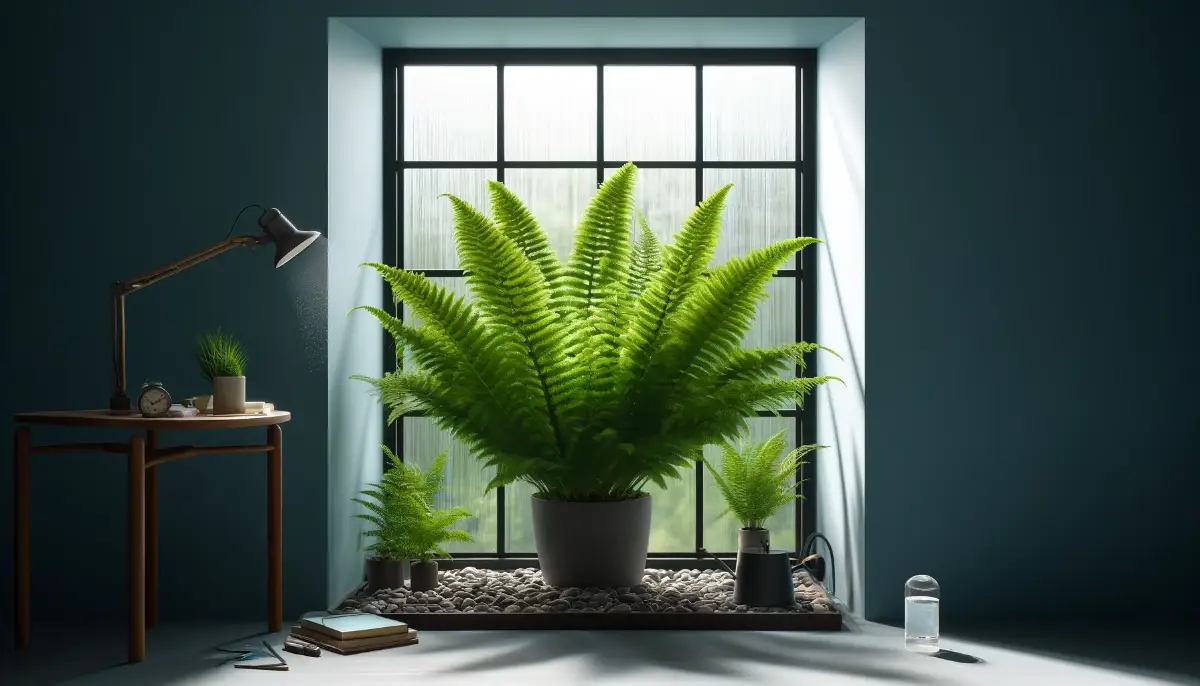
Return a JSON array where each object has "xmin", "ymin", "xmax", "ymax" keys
[
  {"xmin": 532, "ymin": 493, "xmax": 652, "ymax": 588},
  {"xmin": 732, "ymin": 550, "xmax": 797, "ymax": 608},
  {"xmin": 365, "ymin": 557, "xmax": 405, "ymax": 592},
  {"xmin": 410, "ymin": 560, "xmax": 439, "ymax": 592}
]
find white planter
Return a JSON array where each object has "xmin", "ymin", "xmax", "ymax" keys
[{"xmin": 211, "ymin": 376, "xmax": 246, "ymax": 414}]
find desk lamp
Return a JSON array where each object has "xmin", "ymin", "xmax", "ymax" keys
[{"xmin": 109, "ymin": 206, "xmax": 320, "ymax": 413}]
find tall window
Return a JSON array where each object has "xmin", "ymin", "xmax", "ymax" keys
[{"xmin": 383, "ymin": 49, "xmax": 817, "ymax": 558}]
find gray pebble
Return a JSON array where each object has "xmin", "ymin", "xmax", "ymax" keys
[{"xmin": 338, "ymin": 567, "xmax": 830, "ymax": 617}]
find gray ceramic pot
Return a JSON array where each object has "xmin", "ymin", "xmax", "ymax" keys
[
  {"xmin": 739, "ymin": 527, "xmax": 771, "ymax": 553},
  {"xmin": 365, "ymin": 557, "xmax": 405, "ymax": 592},
  {"xmin": 532, "ymin": 493, "xmax": 652, "ymax": 588},
  {"xmin": 410, "ymin": 560, "xmax": 439, "ymax": 592}
]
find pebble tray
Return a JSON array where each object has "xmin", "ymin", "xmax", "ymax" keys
[{"xmin": 335, "ymin": 566, "xmax": 842, "ymax": 631}]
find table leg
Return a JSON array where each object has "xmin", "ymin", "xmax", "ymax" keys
[
  {"xmin": 127, "ymin": 435, "xmax": 146, "ymax": 663},
  {"xmin": 145, "ymin": 430, "xmax": 158, "ymax": 629},
  {"xmin": 267, "ymin": 424, "xmax": 282, "ymax": 633},
  {"xmin": 14, "ymin": 427, "xmax": 31, "ymax": 649}
]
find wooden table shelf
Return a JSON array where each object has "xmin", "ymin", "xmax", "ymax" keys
[{"xmin": 12, "ymin": 410, "xmax": 291, "ymax": 663}]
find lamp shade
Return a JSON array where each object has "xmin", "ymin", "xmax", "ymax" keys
[{"xmin": 258, "ymin": 208, "xmax": 321, "ymax": 268}]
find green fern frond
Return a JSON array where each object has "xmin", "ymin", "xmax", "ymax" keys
[
  {"xmin": 488, "ymin": 180, "xmax": 561, "ymax": 285},
  {"xmin": 620, "ymin": 185, "xmax": 731, "ymax": 387},
  {"xmin": 628, "ymin": 212, "xmax": 663, "ymax": 297},
  {"xmin": 443, "ymin": 195, "xmax": 569, "ymax": 457}
]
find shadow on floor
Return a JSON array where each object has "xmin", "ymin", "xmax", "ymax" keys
[
  {"xmin": 930, "ymin": 649, "xmax": 985, "ymax": 664},
  {"xmin": 414, "ymin": 625, "xmax": 949, "ymax": 683},
  {"xmin": 941, "ymin": 620, "xmax": 1200, "ymax": 684},
  {"xmin": 0, "ymin": 620, "xmax": 277, "ymax": 686},
  {"xmin": 1, "ymin": 617, "xmax": 950, "ymax": 685}
]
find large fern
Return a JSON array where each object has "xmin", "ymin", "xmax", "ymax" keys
[
  {"xmin": 352, "ymin": 447, "xmax": 474, "ymax": 563},
  {"xmin": 703, "ymin": 430, "xmax": 824, "ymax": 530},
  {"xmin": 354, "ymin": 163, "xmax": 840, "ymax": 502}
]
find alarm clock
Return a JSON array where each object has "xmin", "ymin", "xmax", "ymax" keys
[{"xmin": 137, "ymin": 381, "xmax": 173, "ymax": 418}]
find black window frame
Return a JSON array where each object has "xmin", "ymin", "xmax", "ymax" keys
[{"xmin": 382, "ymin": 48, "xmax": 819, "ymax": 563}]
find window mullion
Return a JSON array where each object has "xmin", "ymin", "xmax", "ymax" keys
[{"xmin": 495, "ymin": 63, "xmax": 506, "ymax": 558}]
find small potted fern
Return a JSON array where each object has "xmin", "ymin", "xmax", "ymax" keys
[
  {"xmin": 704, "ymin": 430, "xmax": 824, "ymax": 554},
  {"xmin": 353, "ymin": 446, "xmax": 474, "ymax": 592},
  {"xmin": 195, "ymin": 328, "xmax": 247, "ymax": 414}
]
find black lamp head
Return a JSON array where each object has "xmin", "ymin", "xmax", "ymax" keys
[{"xmin": 258, "ymin": 208, "xmax": 321, "ymax": 268}]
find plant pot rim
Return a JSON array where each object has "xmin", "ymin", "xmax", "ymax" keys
[
  {"xmin": 531, "ymin": 491, "xmax": 650, "ymax": 504},
  {"xmin": 740, "ymin": 526, "xmax": 769, "ymax": 531},
  {"xmin": 366, "ymin": 556, "xmax": 404, "ymax": 563},
  {"xmin": 213, "ymin": 375, "xmax": 246, "ymax": 380}
]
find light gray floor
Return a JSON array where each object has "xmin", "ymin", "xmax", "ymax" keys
[{"xmin": 3, "ymin": 615, "xmax": 1198, "ymax": 685}]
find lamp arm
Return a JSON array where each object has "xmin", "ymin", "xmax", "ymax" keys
[
  {"xmin": 113, "ymin": 235, "xmax": 265, "ymax": 295},
  {"xmin": 108, "ymin": 234, "xmax": 267, "ymax": 412}
]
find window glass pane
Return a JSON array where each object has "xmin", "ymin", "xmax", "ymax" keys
[
  {"xmin": 604, "ymin": 167, "xmax": 695, "ymax": 248},
  {"xmin": 404, "ymin": 66, "xmax": 497, "ymax": 162},
  {"xmin": 505, "ymin": 480, "xmax": 538, "ymax": 554},
  {"xmin": 702, "ymin": 417, "xmax": 797, "ymax": 554},
  {"xmin": 603, "ymin": 66, "xmax": 695, "ymax": 161},
  {"xmin": 501, "ymin": 169, "xmax": 597, "ymax": 261},
  {"xmin": 702, "ymin": 66, "xmax": 796, "ymax": 162},
  {"xmin": 403, "ymin": 169, "xmax": 496, "ymax": 270},
  {"xmin": 703, "ymin": 168, "xmax": 797, "ymax": 270},
  {"xmin": 746, "ymin": 278, "xmax": 797, "ymax": 385},
  {"xmin": 402, "ymin": 417, "xmax": 497, "ymax": 553},
  {"xmin": 504, "ymin": 66, "xmax": 597, "ymax": 161},
  {"xmin": 647, "ymin": 474, "xmax": 696, "ymax": 553}
]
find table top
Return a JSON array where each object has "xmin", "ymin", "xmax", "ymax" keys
[{"xmin": 14, "ymin": 410, "xmax": 291, "ymax": 430}]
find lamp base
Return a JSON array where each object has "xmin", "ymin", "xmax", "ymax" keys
[{"xmin": 109, "ymin": 391, "xmax": 136, "ymax": 415}]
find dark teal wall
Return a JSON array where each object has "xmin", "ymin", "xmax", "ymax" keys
[{"xmin": 2, "ymin": 0, "xmax": 1196, "ymax": 623}]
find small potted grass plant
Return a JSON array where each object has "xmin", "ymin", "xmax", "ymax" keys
[
  {"xmin": 354, "ymin": 446, "xmax": 474, "ymax": 592},
  {"xmin": 195, "ymin": 328, "xmax": 248, "ymax": 414},
  {"xmin": 703, "ymin": 430, "xmax": 825, "ymax": 554}
]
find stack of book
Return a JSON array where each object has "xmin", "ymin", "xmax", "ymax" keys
[{"xmin": 289, "ymin": 613, "xmax": 418, "ymax": 655}]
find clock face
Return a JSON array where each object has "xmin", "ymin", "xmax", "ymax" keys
[{"xmin": 138, "ymin": 386, "xmax": 172, "ymax": 417}]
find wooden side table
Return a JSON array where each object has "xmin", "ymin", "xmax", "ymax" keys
[{"xmin": 12, "ymin": 410, "xmax": 291, "ymax": 663}]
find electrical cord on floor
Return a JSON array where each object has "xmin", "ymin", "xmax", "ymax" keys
[{"xmin": 800, "ymin": 532, "xmax": 836, "ymax": 598}]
